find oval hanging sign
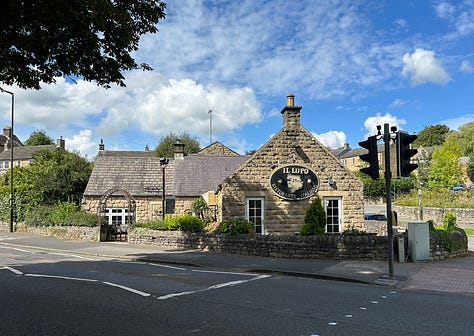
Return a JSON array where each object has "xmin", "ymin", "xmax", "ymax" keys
[{"xmin": 269, "ymin": 164, "xmax": 319, "ymax": 201}]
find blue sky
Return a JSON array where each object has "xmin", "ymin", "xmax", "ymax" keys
[{"xmin": 1, "ymin": 0, "xmax": 473, "ymax": 159}]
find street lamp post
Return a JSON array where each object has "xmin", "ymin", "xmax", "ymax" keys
[
  {"xmin": 0, "ymin": 87, "xmax": 14, "ymax": 233},
  {"xmin": 159, "ymin": 157, "xmax": 169, "ymax": 221}
]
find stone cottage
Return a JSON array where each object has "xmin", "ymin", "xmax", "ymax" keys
[
  {"xmin": 216, "ymin": 94, "xmax": 364, "ymax": 234},
  {"xmin": 82, "ymin": 94, "xmax": 364, "ymax": 238}
]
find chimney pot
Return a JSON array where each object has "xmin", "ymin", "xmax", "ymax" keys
[{"xmin": 287, "ymin": 94, "xmax": 295, "ymax": 107}]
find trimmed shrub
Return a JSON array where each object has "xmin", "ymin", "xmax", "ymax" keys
[
  {"xmin": 134, "ymin": 214, "xmax": 205, "ymax": 232},
  {"xmin": 442, "ymin": 211, "xmax": 457, "ymax": 231},
  {"xmin": 215, "ymin": 217, "xmax": 255, "ymax": 235},
  {"xmin": 176, "ymin": 214, "xmax": 205, "ymax": 232},
  {"xmin": 300, "ymin": 196, "xmax": 326, "ymax": 236}
]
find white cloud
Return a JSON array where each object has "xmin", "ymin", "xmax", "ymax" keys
[
  {"xmin": 460, "ymin": 60, "xmax": 473, "ymax": 73},
  {"xmin": 64, "ymin": 129, "xmax": 96, "ymax": 159},
  {"xmin": 1, "ymin": 71, "xmax": 262, "ymax": 158},
  {"xmin": 441, "ymin": 114, "xmax": 474, "ymax": 130},
  {"xmin": 313, "ymin": 130, "xmax": 347, "ymax": 149},
  {"xmin": 435, "ymin": 2, "xmax": 456, "ymax": 20},
  {"xmin": 402, "ymin": 49, "xmax": 451, "ymax": 85},
  {"xmin": 363, "ymin": 113, "xmax": 406, "ymax": 138},
  {"xmin": 389, "ymin": 98, "xmax": 406, "ymax": 108},
  {"xmin": 435, "ymin": 1, "xmax": 474, "ymax": 38}
]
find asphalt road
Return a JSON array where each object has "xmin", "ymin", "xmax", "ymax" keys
[{"xmin": 1, "ymin": 245, "xmax": 473, "ymax": 336}]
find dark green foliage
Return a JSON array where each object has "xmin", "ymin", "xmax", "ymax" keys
[
  {"xmin": 24, "ymin": 130, "xmax": 55, "ymax": 146},
  {"xmin": 192, "ymin": 197, "xmax": 208, "ymax": 220},
  {"xmin": 50, "ymin": 202, "xmax": 78, "ymax": 225},
  {"xmin": 413, "ymin": 124, "xmax": 450, "ymax": 147},
  {"xmin": 215, "ymin": 217, "xmax": 255, "ymax": 235},
  {"xmin": 0, "ymin": 0, "xmax": 166, "ymax": 89},
  {"xmin": 355, "ymin": 171, "xmax": 416, "ymax": 201},
  {"xmin": 24, "ymin": 205, "xmax": 55, "ymax": 227},
  {"xmin": 300, "ymin": 197, "xmax": 326, "ymax": 236},
  {"xmin": 23, "ymin": 203, "xmax": 97, "ymax": 227},
  {"xmin": 155, "ymin": 132, "xmax": 201, "ymax": 158}
]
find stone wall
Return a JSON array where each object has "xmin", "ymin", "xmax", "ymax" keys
[
  {"xmin": 129, "ymin": 229, "xmax": 389, "ymax": 260},
  {"xmin": 0, "ymin": 222, "xmax": 99, "ymax": 241},
  {"xmin": 393, "ymin": 206, "xmax": 474, "ymax": 227},
  {"xmin": 430, "ymin": 228, "xmax": 469, "ymax": 260}
]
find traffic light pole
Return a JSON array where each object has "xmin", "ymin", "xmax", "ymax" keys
[{"xmin": 383, "ymin": 123, "xmax": 395, "ymax": 279}]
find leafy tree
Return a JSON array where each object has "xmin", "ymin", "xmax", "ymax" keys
[
  {"xmin": 0, "ymin": 148, "xmax": 93, "ymax": 221},
  {"xmin": 413, "ymin": 124, "xmax": 450, "ymax": 147},
  {"xmin": 445, "ymin": 121, "xmax": 474, "ymax": 158},
  {"xmin": 300, "ymin": 197, "xmax": 326, "ymax": 235},
  {"xmin": 428, "ymin": 138, "xmax": 463, "ymax": 189},
  {"xmin": 0, "ymin": 0, "xmax": 166, "ymax": 89},
  {"xmin": 467, "ymin": 159, "xmax": 474, "ymax": 182},
  {"xmin": 155, "ymin": 132, "xmax": 201, "ymax": 158},
  {"xmin": 355, "ymin": 171, "xmax": 415, "ymax": 201},
  {"xmin": 24, "ymin": 130, "xmax": 54, "ymax": 146}
]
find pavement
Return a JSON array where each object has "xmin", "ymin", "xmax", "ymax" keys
[{"xmin": 1, "ymin": 232, "xmax": 473, "ymax": 296}]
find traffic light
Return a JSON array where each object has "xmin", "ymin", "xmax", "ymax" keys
[
  {"xmin": 358, "ymin": 135, "xmax": 379, "ymax": 180},
  {"xmin": 396, "ymin": 131, "xmax": 418, "ymax": 177}
]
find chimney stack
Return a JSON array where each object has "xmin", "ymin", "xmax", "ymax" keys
[
  {"xmin": 281, "ymin": 94, "xmax": 302, "ymax": 130},
  {"xmin": 174, "ymin": 139, "xmax": 185, "ymax": 160},
  {"xmin": 56, "ymin": 136, "xmax": 65, "ymax": 150}
]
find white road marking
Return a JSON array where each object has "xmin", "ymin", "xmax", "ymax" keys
[
  {"xmin": 48, "ymin": 252, "xmax": 96, "ymax": 261},
  {"xmin": 192, "ymin": 269, "xmax": 261, "ymax": 277},
  {"xmin": 0, "ymin": 246, "xmax": 35, "ymax": 254},
  {"xmin": 3, "ymin": 266, "xmax": 23, "ymax": 275},
  {"xmin": 157, "ymin": 274, "xmax": 271, "ymax": 300},
  {"xmin": 102, "ymin": 281, "xmax": 151, "ymax": 297},
  {"xmin": 25, "ymin": 274, "xmax": 98, "ymax": 282}
]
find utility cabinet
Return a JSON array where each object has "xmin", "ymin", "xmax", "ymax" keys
[{"xmin": 407, "ymin": 222, "xmax": 430, "ymax": 262}]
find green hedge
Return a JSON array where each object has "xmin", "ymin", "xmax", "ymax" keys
[{"xmin": 134, "ymin": 214, "xmax": 205, "ymax": 232}]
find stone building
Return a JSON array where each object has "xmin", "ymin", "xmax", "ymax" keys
[
  {"xmin": 216, "ymin": 94, "xmax": 364, "ymax": 234},
  {"xmin": 82, "ymin": 94, "xmax": 365, "ymax": 239},
  {"xmin": 0, "ymin": 127, "xmax": 66, "ymax": 174}
]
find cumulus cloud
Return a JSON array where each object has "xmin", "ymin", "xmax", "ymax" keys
[
  {"xmin": 363, "ymin": 113, "xmax": 406, "ymax": 138},
  {"xmin": 313, "ymin": 130, "xmax": 347, "ymax": 149},
  {"xmin": 64, "ymin": 129, "xmax": 96, "ymax": 159},
  {"xmin": 402, "ymin": 49, "xmax": 451, "ymax": 85},
  {"xmin": 1, "ymin": 71, "xmax": 262, "ymax": 158}
]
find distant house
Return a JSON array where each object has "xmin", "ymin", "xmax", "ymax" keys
[
  {"xmin": 83, "ymin": 94, "xmax": 365, "ymax": 241},
  {"xmin": 0, "ymin": 134, "xmax": 65, "ymax": 174}
]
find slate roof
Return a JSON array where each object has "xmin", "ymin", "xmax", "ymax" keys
[
  {"xmin": 0, "ymin": 145, "xmax": 56, "ymax": 160},
  {"xmin": 84, "ymin": 150, "xmax": 249, "ymax": 198},
  {"xmin": 84, "ymin": 150, "xmax": 174, "ymax": 197},
  {"xmin": 173, "ymin": 154, "xmax": 248, "ymax": 196}
]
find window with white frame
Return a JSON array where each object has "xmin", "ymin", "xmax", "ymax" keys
[
  {"xmin": 323, "ymin": 197, "xmax": 342, "ymax": 233},
  {"xmin": 104, "ymin": 208, "xmax": 133, "ymax": 232},
  {"xmin": 246, "ymin": 197, "xmax": 264, "ymax": 234}
]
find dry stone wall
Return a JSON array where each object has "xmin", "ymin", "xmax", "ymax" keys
[{"xmin": 129, "ymin": 229, "xmax": 389, "ymax": 260}]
